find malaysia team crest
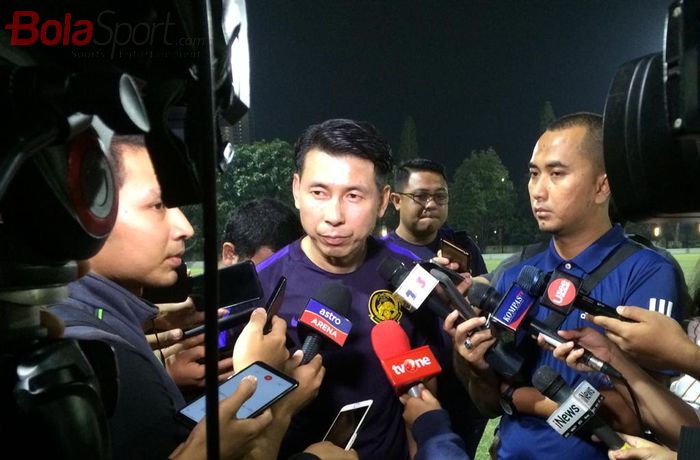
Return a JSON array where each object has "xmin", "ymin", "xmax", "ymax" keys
[{"xmin": 368, "ymin": 289, "xmax": 404, "ymax": 324}]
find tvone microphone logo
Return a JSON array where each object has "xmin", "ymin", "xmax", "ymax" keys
[
  {"xmin": 546, "ymin": 277, "xmax": 576, "ymax": 308},
  {"xmin": 391, "ymin": 356, "xmax": 432, "ymax": 375}
]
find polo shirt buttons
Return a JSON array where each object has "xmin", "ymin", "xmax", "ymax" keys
[{"xmin": 564, "ymin": 263, "xmax": 572, "ymax": 270}]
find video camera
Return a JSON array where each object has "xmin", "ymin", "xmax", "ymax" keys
[
  {"xmin": 604, "ymin": 0, "xmax": 700, "ymax": 220},
  {"xmin": 0, "ymin": 0, "xmax": 249, "ymax": 458}
]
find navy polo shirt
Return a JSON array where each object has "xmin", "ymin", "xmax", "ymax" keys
[
  {"xmin": 495, "ymin": 224, "xmax": 682, "ymax": 460},
  {"xmin": 256, "ymin": 237, "xmax": 441, "ymax": 460}
]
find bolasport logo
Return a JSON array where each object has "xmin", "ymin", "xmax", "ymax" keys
[{"xmin": 3, "ymin": 10, "xmax": 204, "ymax": 59}]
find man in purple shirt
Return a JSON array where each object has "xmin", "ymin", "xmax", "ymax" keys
[{"xmin": 256, "ymin": 119, "xmax": 442, "ymax": 459}]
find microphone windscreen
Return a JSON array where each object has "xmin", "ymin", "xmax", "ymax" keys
[
  {"xmin": 467, "ymin": 282, "xmax": 493, "ymax": 308},
  {"xmin": 313, "ymin": 281, "xmax": 352, "ymax": 318},
  {"xmin": 532, "ymin": 365, "xmax": 561, "ymax": 396},
  {"xmin": 517, "ymin": 265, "xmax": 548, "ymax": 296},
  {"xmin": 371, "ymin": 320, "xmax": 411, "ymax": 360},
  {"xmin": 377, "ymin": 256, "xmax": 405, "ymax": 283}
]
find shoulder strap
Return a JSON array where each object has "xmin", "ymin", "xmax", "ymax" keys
[
  {"xmin": 579, "ymin": 240, "xmax": 644, "ymax": 295},
  {"xmin": 520, "ymin": 241, "xmax": 548, "ymax": 261}
]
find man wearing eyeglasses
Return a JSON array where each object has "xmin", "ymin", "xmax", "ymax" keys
[
  {"xmin": 386, "ymin": 158, "xmax": 487, "ymax": 275},
  {"xmin": 384, "ymin": 158, "xmax": 488, "ymax": 458}
]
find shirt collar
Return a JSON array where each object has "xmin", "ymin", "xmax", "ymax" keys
[{"xmin": 547, "ymin": 224, "xmax": 626, "ymax": 274}]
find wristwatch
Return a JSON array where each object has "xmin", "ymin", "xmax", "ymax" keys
[{"xmin": 499, "ymin": 384, "xmax": 519, "ymax": 416}]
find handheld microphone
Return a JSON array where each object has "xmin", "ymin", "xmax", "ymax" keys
[
  {"xmin": 467, "ymin": 279, "xmax": 538, "ymax": 343},
  {"xmin": 469, "ymin": 278, "xmax": 622, "ymax": 379},
  {"xmin": 370, "ymin": 320, "xmax": 442, "ymax": 397},
  {"xmin": 532, "ymin": 366, "xmax": 630, "ymax": 450},
  {"xmin": 297, "ymin": 281, "xmax": 353, "ymax": 364},
  {"xmin": 428, "ymin": 268, "xmax": 478, "ymax": 320},
  {"xmin": 377, "ymin": 256, "xmax": 454, "ymax": 319},
  {"xmin": 518, "ymin": 266, "xmax": 632, "ymax": 322},
  {"xmin": 529, "ymin": 321, "xmax": 622, "ymax": 379}
]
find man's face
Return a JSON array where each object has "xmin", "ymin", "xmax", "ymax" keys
[
  {"xmin": 528, "ymin": 126, "xmax": 609, "ymax": 237},
  {"xmin": 293, "ymin": 149, "xmax": 389, "ymax": 272},
  {"xmin": 90, "ymin": 145, "xmax": 194, "ymax": 294},
  {"xmin": 392, "ymin": 170, "xmax": 448, "ymax": 239}
]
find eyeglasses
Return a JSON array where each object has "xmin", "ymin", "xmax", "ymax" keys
[{"xmin": 395, "ymin": 191, "xmax": 449, "ymax": 206}]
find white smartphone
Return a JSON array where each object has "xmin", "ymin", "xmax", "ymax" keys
[{"xmin": 323, "ymin": 399, "xmax": 373, "ymax": 450}]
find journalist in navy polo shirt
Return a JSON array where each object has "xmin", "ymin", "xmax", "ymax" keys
[{"xmin": 454, "ymin": 113, "xmax": 682, "ymax": 460}]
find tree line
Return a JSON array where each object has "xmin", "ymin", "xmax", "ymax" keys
[{"xmin": 182, "ymin": 105, "xmax": 700, "ymax": 258}]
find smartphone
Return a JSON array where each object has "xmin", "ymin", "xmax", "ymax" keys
[
  {"xmin": 189, "ymin": 260, "xmax": 264, "ymax": 311},
  {"xmin": 142, "ymin": 262, "xmax": 190, "ymax": 303},
  {"xmin": 181, "ymin": 305, "xmax": 257, "ymax": 339},
  {"xmin": 263, "ymin": 276, "xmax": 287, "ymax": 334},
  {"xmin": 323, "ymin": 399, "xmax": 373, "ymax": 450},
  {"xmin": 176, "ymin": 361, "xmax": 298, "ymax": 428},
  {"xmin": 439, "ymin": 239, "xmax": 471, "ymax": 273}
]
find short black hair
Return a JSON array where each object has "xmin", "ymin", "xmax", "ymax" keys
[
  {"xmin": 109, "ymin": 134, "xmax": 146, "ymax": 189},
  {"xmin": 394, "ymin": 158, "xmax": 447, "ymax": 192},
  {"xmin": 293, "ymin": 118, "xmax": 393, "ymax": 188},
  {"xmin": 546, "ymin": 112, "xmax": 604, "ymax": 173},
  {"xmin": 222, "ymin": 198, "xmax": 303, "ymax": 259}
]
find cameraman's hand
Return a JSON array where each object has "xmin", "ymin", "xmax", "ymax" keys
[
  {"xmin": 590, "ymin": 307, "xmax": 693, "ymax": 372},
  {"xmin": 303, "ymin": 441, "xmax": 358, "ymax": 460},
  {"xmin": 170, "ymin": 375, "xmax": 273, "ymax": 460},
  {"xmin": 233, "ymin": 308, "xmax": 289, "ymax": 372}
]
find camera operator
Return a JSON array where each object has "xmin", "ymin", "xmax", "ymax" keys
[
  {"xmin": 48, "ymin": 135, "xmax": 294, "ymax": 459},
  {"xmin": 445, "ymin": 113, "xmax": 683, "ymax": 460}
]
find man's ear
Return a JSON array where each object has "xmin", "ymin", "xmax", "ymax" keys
[
  {"xmin": 292, "ymin": 173, "xmax": 301, "ymax": 210},
  {"xmin": 378, "ymin": 185, "xmax": 391, "ymax": 218},
  {"xmin": 595, "ymin": 173, "xmax": 611, "ymax": 204},
  {"xmin": 390, "ymin": 192, "xmax": 401, "ymax": 211},
  {"xmin": 221, "ymin": 242, "xmax": 239, "ymax": 266}
]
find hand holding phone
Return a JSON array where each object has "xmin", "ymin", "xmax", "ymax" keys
[
  {"xmin": 323, "ymin": 399, "xmax": 373, "ymax": 450},
  {"xmin": 176, "ymin": 361, "xmax": 297, "ymax": 427},
  {"xmin": 181, "ymin": 305, "xmax": 258, "ymax": 339},
  {"xmin": 439, "ymin": 239, "xmax": 471, "ymax": 273},
  {"xmin": 263, "ymin": 276, "xmax": 287, "ymax": 334}
]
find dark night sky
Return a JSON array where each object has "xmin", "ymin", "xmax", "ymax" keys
[{"xmin": 245, "ymin": 0, "xmax": 669, "ymax": 179}]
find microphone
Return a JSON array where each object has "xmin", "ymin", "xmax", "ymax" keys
[
  {"xmin": 428, "ymin": 268, "xmax": 479, "ymax": 320},
  {"xmin": 467, "ymin": 279, "xmax": 538, "ymax": 343},
  {"xmin": 532, "ymin": 366, "xmax": 630, "ymax": 450},
  {"xmin": 370, "ymin": 320, "xmax": 442, "ymax": 397},
  {"xmin": 468, "ymin": 279, "xmax": 622, "ymax": 379},
  {"xmin": 297, "ymin": 281, "xmax": 353, "ymax": 364},
  {"xmin": 518, "ymin": 266, "xmax": 632, "ymax": 322},
  {"xmin": 529, "ymin": 321, "xmax": 622, "ymax": 379},
  {"xmin": 377, "ymin": 256, "xmax": 454, "ymax": 319}
]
